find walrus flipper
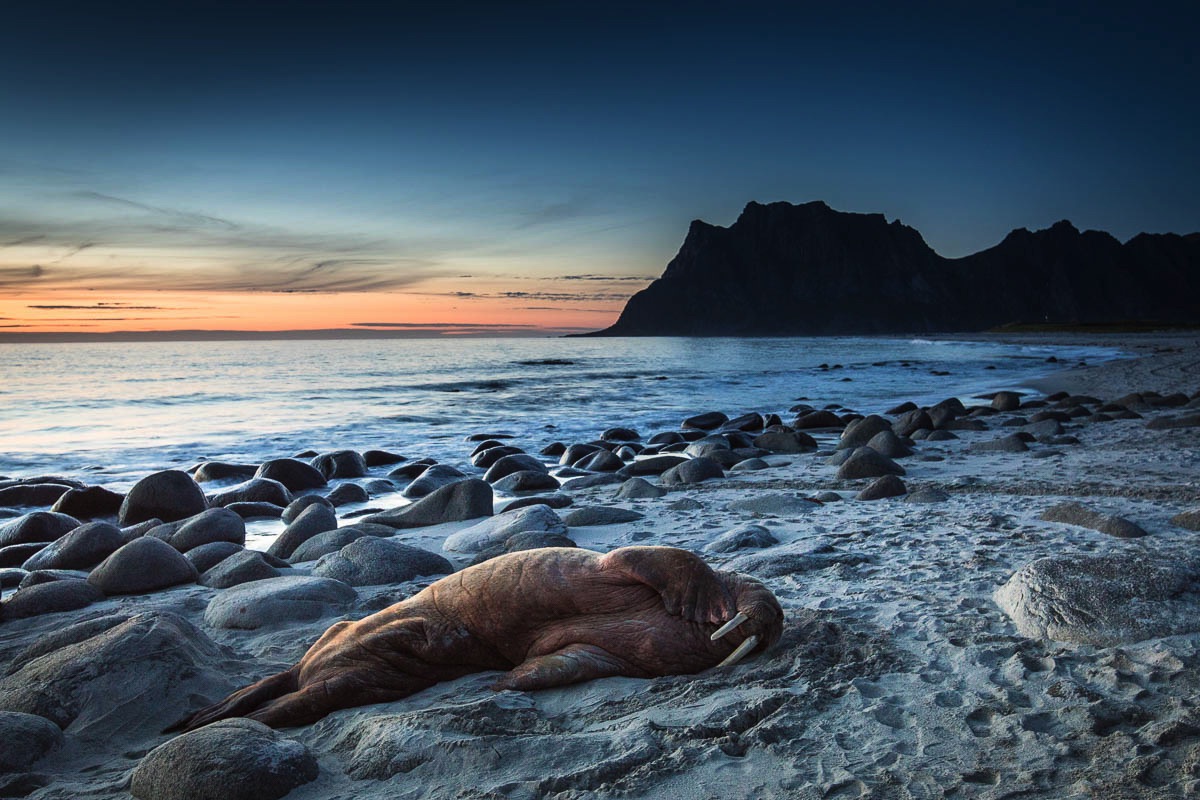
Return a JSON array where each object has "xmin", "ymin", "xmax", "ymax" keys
[
  {"xmin": 248, "ymin": 669, "xmax": 438, "ymax": 728},
  {"xmin": 165, "ymin": 667, "xmax": 300, "ymax": 733},
  {"xmin": 599, "ymin": 546, "xmax": 736, "ymax": 626},
  {"xmin": 491, "ymin": 644, "xmax": 636, "ymax": 692}
]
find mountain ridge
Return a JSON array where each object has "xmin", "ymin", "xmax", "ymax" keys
[{"xmin": 586, "ymin": 201, "xmax": 1200, "ymax": 336}]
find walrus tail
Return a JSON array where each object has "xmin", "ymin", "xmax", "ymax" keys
[{"xmin": 164, "ymin": 666, "xmax": 300, "ymax": 734}]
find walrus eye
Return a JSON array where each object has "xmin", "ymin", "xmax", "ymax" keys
[
  {"xmin": 716, "ymin": 635, "xmax": 759, "ymax": 668},
  {"xmin": 710, "ymin": 611, "xmax": 748, "ymax": 641}
]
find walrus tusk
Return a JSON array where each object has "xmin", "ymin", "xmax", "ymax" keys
[
  {"xmin": 710, "ymin": 611, "xmax": 748, "ymax": 641},
  {"xmin": 716, "ymin": 635, "xmax": 759, "ymax": 668}
]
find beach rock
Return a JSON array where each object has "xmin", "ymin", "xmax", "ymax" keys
[
  {"xmin": 185, "ymin": 541, "xmax": 245, "ymax": 574},
  {"xmin": 164, "ymin": 508, "xmax": 247, "ymax": 552},
  {"xmin": 838, "ymin": 415, "xmax": 892, "ymax": 450},
  {"xmin": 500, "ymin": 494, "xmax": 572, "ymax": 513},
  {"xmin": 904, "ymin": 487, "xmax": 950, "ymax": 503},
  {"xmin": 326, "ymin": 483, "xmax": 370, "ymax": 506},
  {"xmin": 683, "ymin": 436, "xmax": 730, "ymax": 458},
  {"xmin": 403, "ymin": 464, "xmax": 467, "ymax": 499},
  {"xmin": 311, "ymin": 537, "xmax": 453, "ymax": 587},
  {"xmin": 130, "ymin": 718, "xmax": 318, "ymax": 800},
  {"xmin": 1040, "ymin": 501, "xmax": 1148, "ymax": 538},
  {"xmin": 857, "ymin": 475, "xmax": 907, "ymax": 501},
  {"xmin": 470, "ymin": 531, "xmax": 577, "ymax": 565},
  {"xmin": 472, "ymin": 445, "xmax": 523, "ymax": 469},
  {"xmin": 793, "ymin": 410, "xmax": 844, "ymax": 429},
  {"xmin": 120, "ymin": 518, "xmax": 162, "ymax": 543},
  {"xmin": 728, "ymin": 457, "xmax": 768, "ymax": 472},
  {"xmin": 995, "ymin": 554, "xmax": 1200, "ymax": 645},
  {"xmin": 647, "ymin": 431, "xmax": 685, "ymax": 445},
  {"xmin": 564, "ymin": 473, "xmax": 623, "ymax": 490},
  {"xmin": 224, "ymin": 502, "xmax": 284, "ymax": 519},
  {"xmin": 601, "ymin": 426, "xmax": 640, "ymax": 441},
  {"xmin": 720, "ymin": 413, "xmax": 767, "ymax": 433},
  {"xmin": 558, "ymin": 444, "xmax": 600, "ymax": 466},
  {"xmin": 561, "ymin": 506, "xmax": 644, "ymax": 526},
  {"xmin": 574, "ymin": 449, "xmax": 624, "ymax": 472},
  {"xmin": 443, "ymin": 505, "xmax": 567, "ymax": 554},
  {"xmin": 311, "ymin": 450, "xmax": 367, "ymax": 479},
  {"xmin": 362, "ymin": 479, "xmax": 493, "ymax": 529},
  {"xmin": 0, "ymin": 483, "xmax": 72, "ymax": 508},
  {"xmin": 363, "ymin": 449, "xmax": 405, "ymax": 467},
  {"xmin": 210, "ymin": 478, "xmax": 292, "ymax": 509},
  {"xmin": 891, "ymin": 409, "xmax": 933, "ymax": 437},
  {"xmin": 0, "ymin": 568, "xmax": 25, "ymax": 588},
  {"xmin": 203, "ymin": 576, "xmax": 357, "ymax": 630},
  {"xmin": 88, "ymin": 537, "xmax": 199, "ymax": 594},
  {"xmin": 492, "ymin": 470, "xmax": 561, "ymax": 494},
  {"xmin": 22, "ymin": 521, "xmax": 122, "ymax": 571},
  {"xmin": 727, "ymin": 493, "xmax": 819, "ymax": 516},
  {"xmin": 200, "ymin": 550, "xmax": 280, "ymax": 589},
  {"xmin": 0, "ymin": 511, "xmax": 82, "ymax": 548},
  {"xmin": 254, "ymin": 459, "xmax": 327, "ymax": 492},
  {"xmin": 119, "ymin": 470, "xmax": 208, "ymax": 526},
  {"xmin": 0, "ymin": 711, "xmax": 63, "ymax": 772},
  {"xmin": 191, "ymin": 462, "xmax": 257, "ymax": 483},
  {"xmin": 991, "ymin": 391, "xmax": 1022, "ymax": 411},
  {"xmin": 483, "ymin": 454, "xmax": 548, "ymax": 484},
  {"xmin": 864, "ymin": 430, "xmax": 913, "ymax": 458},
  {"xmin": 753, "ymin": 430, "xmax": 816, "ymax": 453},
  {"xmin": 1021, "ymin": 418, "xmax": 1064, "ymax": 438},
  {"xmin": 836, "ymin": 447, "xmax": 905, "ymax": 479},
  {"xmin": 50, "ymin": 485, "xmax": 124, "ymax": 519},
  {"xmin": 0, "ymin": 543, "xmax": 46, "ymax": 568},
  {"xmin": 682, "ymin": 411, "xmax": 727, "ymax": 430},
  {"xmin": 0, "ymin": 579, "xmax": 105, "ymax": 621},
  {"xmin": 1147, "ymin": 413, "xmax": 1200, "ymax": 429},
  {"xmin": 289, "ymin": 525, "xmax": 389, "ymax": 562},
  {"xmin": 267, "ymin": 503, "xmax": 338, "ymax": 561},
  {"xmin": 1171, "ymin": 509, "xmax": 1200, "ymax": 531},
  {"xmin": 661, "ymin": 457, "xmax": 724, "ymax": 486},
  {"xmin": 968, "ymin": 434, "xmax": 1029, "ymax": 453},
  {"xmin": 0, "ymin": 611, "xmax": 226, "ymax": 735},
  {"xmin": 925, "ymin": 430, "xmax": 958, "ymax": 441},
  {"xmin": 281, "ymin": 494, "xmax": 333, "ymax": 524},
  {"xmin": 703, "ymin": 523, "xmax": 778, "ymax": 553},
  {"xmin": 539, "ymin": 442, "xmax": 567, "ymax": 457},
  {"xmin": 19, "ymin": 569, "xmax": 89, "ymax": 588},
  {"xmin": 619, "ymin": 455, "xmax": 689, "ymax": 476},
  {"xmin": 389, "ymin": 459, "xmax": 436, "ymax": 480},
  {"xmin": 614, "ymin": 478, "xmax": 667, "ymax": 499},
  {"xmin": 812, "ymin": 491, "xmax": 844, "ymax": 503}
]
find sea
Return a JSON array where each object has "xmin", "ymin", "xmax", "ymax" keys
[{"xmin": 0, "ymin": 336, "xmax": 1126, "ymax": 491}]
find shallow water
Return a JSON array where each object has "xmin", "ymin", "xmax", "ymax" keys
[{"xmin": 0, "ymin": 336, "xmax": 1122, "ymax": 488}]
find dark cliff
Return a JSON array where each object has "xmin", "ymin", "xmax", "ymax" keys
[{"xmin": 588, "ymin": 201, "xmax": 1200, "ymax": 336}]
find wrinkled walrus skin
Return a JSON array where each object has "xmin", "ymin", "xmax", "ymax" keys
[{"xmin": 170, "ymin": 546, "xmax": 783, "ymax": 731}]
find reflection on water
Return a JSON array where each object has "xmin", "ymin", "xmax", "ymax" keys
[{"xmin": 0, "ymin": 336, "xmax": 1122, "ymax": 487}]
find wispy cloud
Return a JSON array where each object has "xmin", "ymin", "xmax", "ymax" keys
[
  {"xmin": 27, "ymin": 303, "xmax": 174, "ymax": 310},
  {"xmin": 553, "ymin": 273, "xmax": 655, "ymax": 281},
  {"xmin": 0, "ymin": 188, "xmax": 454, "ymax": 292}
]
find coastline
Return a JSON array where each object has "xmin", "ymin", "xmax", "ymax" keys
[{"xmin": 1, "ymin": 331, "xmax": 1198, "ymax": 798}]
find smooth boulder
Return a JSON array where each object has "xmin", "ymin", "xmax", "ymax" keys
[
  {"xmin": 703, "ymin": 523, "xmax": 778, "ymax": 553},
  {"xmin": 995, "ymin": 554, "xmax": 1200, "ymax": 645},
  {"xmin": 835, "ymin": 447, "xmax": 905, "ymax": 479},
  {"xmin": 0, "ymin": 512, "xmax": 81, "ymax": 548},
  {"xmin": 22, "ymin": 521, "xmax": 123, "ymax": 571},
  {"xmin": 87, "ymin": 537, "xmax": 199, "ymax": 595},
  {"xmin": 203, "ymin": 576, "xmax": 356, "ymax": 630},
  {"xmin": 0, "ymin": 711, "xmax": 63, "ymax": 772},
  {"xmin": 130, "ymin": 718, "xmax": 318, "ymax": 800},
  {"xmin": 361, "ymin": 479, "xmax": 493, "ymax": 529},
  {"xmin": 1040, "ymin": 502, "xmax": 1148, "ymax": 538},
  {"xmin": 254, "ymin": 459, "xmax": 327, "ymax": 492},
  {"xmin": 560, "ymin": 506, "xmax": 645, "ymax": 526},
  {"xmin": 311, "ymin": 537, "xmax": 453, "ymax": 586},
  {"xmin": 119, "ymin": 470, "xmax": 208, "ymax": 526},
  {"xmin": 200, "ymin": 550, "xmax": 281, "ymax": 589},
  {"xmin": 267, "ymin": 503, "xmax": 339, "ymax": 561},
  {"xmin": 443, "ymin": 504, "xmax": 567, "ymax": 554}
]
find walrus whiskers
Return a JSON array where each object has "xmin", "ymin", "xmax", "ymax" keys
[
  {"xmin": 716, "ymin": 634, "xmax": 758, "ymax": 668},
  {"xmin": 710, "ymin": 611, "xmax": 748, "ymax": 641}
]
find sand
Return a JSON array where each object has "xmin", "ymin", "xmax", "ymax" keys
[{"xmin": 2, "ymin": 332, "xmax": 1199, "ymax": 799}]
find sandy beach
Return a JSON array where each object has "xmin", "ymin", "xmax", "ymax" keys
[{"xmin": 2, "ymin": 332, "xmax": 1199, "ymax": 799}]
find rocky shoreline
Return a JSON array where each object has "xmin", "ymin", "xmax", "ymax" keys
[{"xmin": 2, "ymin": 334, "xmax": 1199, "ymax": 799}]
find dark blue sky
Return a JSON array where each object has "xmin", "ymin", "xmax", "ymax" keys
[{"xmin": 1, "ymin": 1, "xmax": 1197, "ymax": 330}]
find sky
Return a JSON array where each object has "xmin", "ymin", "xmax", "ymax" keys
[{"xmin": 1, "ymin": 1, "xmax": 1197, "ymax": 336}]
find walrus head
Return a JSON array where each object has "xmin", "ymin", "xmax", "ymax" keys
[{"xmin": 708, "ymin": 571, "xmax": 784, "ymax": 668}]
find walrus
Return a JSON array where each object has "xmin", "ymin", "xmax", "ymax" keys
[{"xmin": 169, "ymin": 545, "xmax": 783, "ymax": 732}]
